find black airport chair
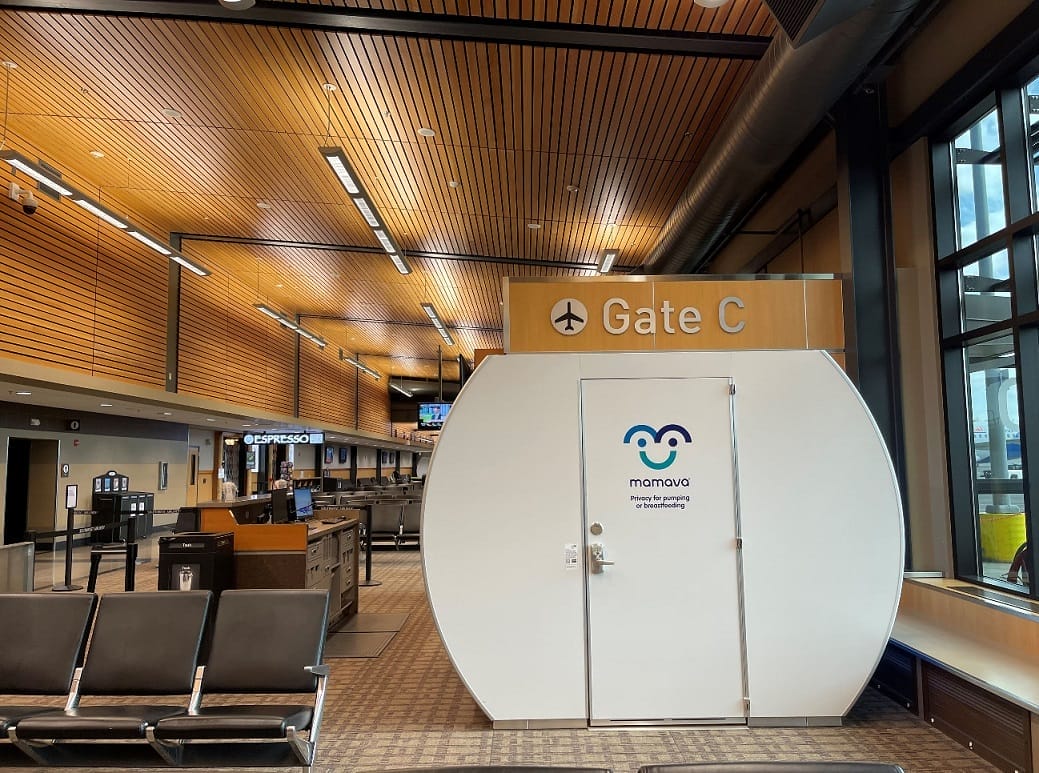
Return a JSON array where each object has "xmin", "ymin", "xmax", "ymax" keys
[
  {"xmin": 638, "ymin": 764, "xmax": 905, "ymax": 773},
  {"xmin": 399, "ymin": 502, "xmax": 422, "ymax": 546},
  {"xmin": 369, "ymin": 502, "xmax": 404, "ymax": 546},
  {"xmin": 9, "ymin": 591, "xmax": 210, "ymax": 764},
  {"xmin": 151, "ymin": 588, "xmax": 330, "ymax": 768},
  {"xmin": 0, "ymin": 593, "xmax": 96, "ymax": 742}
]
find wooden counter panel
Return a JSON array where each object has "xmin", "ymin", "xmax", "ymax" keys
[
  {"xmin": 198, "ymin": 508, "xmax": 308, "ymax": 551},
  {"xmin": 235, "ymin": 553, "xmax": 306, "ymax": 589}
]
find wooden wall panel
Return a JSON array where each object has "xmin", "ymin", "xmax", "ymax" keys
[
  {"xmin": 178, "ymin": 273, "xmax": 296, "ymax": 413},
  {"xmin": 357, "ymin": 362, "xmax": 391, "ymax": 436},
  {"xmin": 299, "ymin": 319, "xmax": 358, "ymax": 428},
  {"xmin": 0, "ymin": 149, "xmax": 166, "ymax": 387}
]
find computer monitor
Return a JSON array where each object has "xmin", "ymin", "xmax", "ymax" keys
[
  {"xmin": 293, "ymin": 486, "xmax": 314, "ymax": 520},
  {"xmin": 270, "ymin": 488, "xmax": 290, "ymax": 524}
]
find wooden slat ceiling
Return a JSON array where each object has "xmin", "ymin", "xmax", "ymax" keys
[{"xmin": 0, "ymin": 1, "xmax": 775, "ymax": 374}]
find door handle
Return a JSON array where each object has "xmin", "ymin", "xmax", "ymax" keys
[{"xmin": 589, "ymin": 543, "xmax": 615, "ymax": 573}]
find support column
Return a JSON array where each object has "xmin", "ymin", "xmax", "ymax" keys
[
  {"xmin": 165, "ymin": 235, "xmax": 182, "ymax": 393},
  {"xmin": 836, "ymin": 86, "xmax": 909, "ymax": 559}
]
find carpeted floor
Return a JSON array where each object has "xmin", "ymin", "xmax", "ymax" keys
[{"xmin": 32, "ymin": 549, "xmax": 997, "ymax": 772}]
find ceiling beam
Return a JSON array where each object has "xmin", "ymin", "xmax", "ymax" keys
[
  {"xmin": 0, "ymin": 0, "xmax": 772, "ymax": 59},
  {"xmin": 301, "ymin": 314, "xmax": 500, "ymax": 335},
  {"xmin": 176, "ymin": 232, "xmax": 616, "ymax": 273}
]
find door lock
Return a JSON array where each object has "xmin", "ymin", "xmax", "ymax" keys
[{"xmin": 589, "ymin": 543, "xmax": 615, "ymax": 573}]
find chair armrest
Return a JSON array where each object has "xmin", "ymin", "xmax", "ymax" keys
[{"xmin": 305, "ymin": 665, "xmax": 330, "ymax": 677}]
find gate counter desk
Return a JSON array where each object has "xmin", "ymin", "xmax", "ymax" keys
[{"xmin": 197, "ymin": 501, "xmax": 359, "ymax": 629}]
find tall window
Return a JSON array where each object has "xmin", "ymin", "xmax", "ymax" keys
[{"xmin": 933, "ymin": 72, "xmax": 1039, "ymax": 596}]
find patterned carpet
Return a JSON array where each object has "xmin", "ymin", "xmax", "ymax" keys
[{"xmin": 30, "ymin": 549, "xmax": 996, "ymax": 772}]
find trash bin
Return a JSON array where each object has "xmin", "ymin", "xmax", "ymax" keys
[{"xmin": 157, "ymin": 532, "xmax": 234, "ymax": 593}]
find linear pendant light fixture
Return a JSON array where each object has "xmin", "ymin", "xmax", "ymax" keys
[
  {"xmin": 599, "ymin": 249, "xmax": 618, "ymax": 274},
  {"xmin": 421, "ymin": 303, "xmax": 455, "ymax": 346},
  {"xmin": 389, "ymin": 379, "xmax": 413, "ymax": 398},
  {"xmin": 253, "ymin": 303, "xmax": 326, "ymax": 348},
  {"xmin": 340, "ymin": 350, "xmax": 381, "ymax": 380},
  {"xmin": 319, "ymin": 146, "xmax": 410, "ymax": 275},
  {"xmin": 0, "ymin": 149, "xmax": 211, "ymax": 276}
]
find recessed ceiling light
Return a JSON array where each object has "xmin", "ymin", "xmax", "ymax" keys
[
  {"xmin": 242, "ymin": 423, "xmax": 252, "ymax": 427},
  {"xmin": 606, "ymin": 221, "xmax": 618, "ymax": 229},
  {"xmin": 693, "ymin": 0, "xmax": 730, "ymax": 6},
  {"xmin": 448, "ymin": 180, "xmax": 460, "ymax": 188},
  {"xmin": 417, "ymin": 127, "xmax": 436, "ymax": 138},
  {"xmin": 162, "ymin": 107, "xmax": 183, "ymax": 119},
  {"xmin": 206, "ymin": 418, "xmax": 217, "ymax": 422},
  {"xmin": 162, "ymin": 411, "xmax": 172, "ymax": 416},
  {"xmin": 275, "ymin": 283, "xmax": 284, "ymax": 288},
  {"xmin": 14, "ymin": 390, "xmax": 31, "ymax": 396},
  {"xmin": 100, "ymin": 403, "xmax": 113, "ymax": 407},
  {"xmin": 90, "ymin": 150, "xmax": 105, "ymax": 158},
  {"xmin": 527, "ymin": 222, "xmax": 542, "ymax": 230},
  {"xmin": 256, "ymin": 201, "xmax": 272, "ymax": 209},
  {"xmin": 566, "ymin": 185, "xmax": 579, "ymax": 193}
]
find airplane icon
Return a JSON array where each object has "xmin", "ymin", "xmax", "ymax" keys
[{"xmin": 554, "ymin": 301, "xmax": 585, "ymax": 331}]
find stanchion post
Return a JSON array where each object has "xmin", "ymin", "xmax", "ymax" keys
[
  {"xmin": 53, "ymin": 484, "xmax": 82, "ymax": 592},
  {"xmin": 359, "ymin": 505, "xmax": 381, "ymax": 587}
]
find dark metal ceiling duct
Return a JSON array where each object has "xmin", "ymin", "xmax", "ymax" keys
[
  {"xmin": 764, "ymin": 0, "xmax": 875, "ymax": 47},
  {"xmin": 642, "ymin": 0, "xmax": 920, "ymax": 276}
]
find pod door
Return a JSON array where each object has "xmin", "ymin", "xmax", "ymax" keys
[{"xmin": 580, "ymin": 377, "xmax": 747, "ymax": 724}]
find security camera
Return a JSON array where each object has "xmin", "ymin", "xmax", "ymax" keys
[{"xmin": 8, "ymin": 182, "xmax": 38, "ymax": 215}]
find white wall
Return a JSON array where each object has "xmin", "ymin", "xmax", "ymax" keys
[
  {"xmin": 1, "ymin": 428, "xmax": 190, "ymax": 534},
  {"xmin": 187, "ymin": 427, "xmax": 217, "ymax": 472}
]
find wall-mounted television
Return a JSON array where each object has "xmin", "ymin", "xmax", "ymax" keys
[{"xmin": 418, "ymin": 402, "xmax": 452, "ymax": 431}]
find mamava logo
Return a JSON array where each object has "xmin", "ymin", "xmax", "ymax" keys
[{"xmin": 623, "ymin": 424, "xmax": 692, "ymax": 470}]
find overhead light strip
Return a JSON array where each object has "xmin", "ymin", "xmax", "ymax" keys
[
  {"xmin": 421, "ymin": 302, "xmax": 455, "ymax": 346},
  {"xmin": 0, "ymin": 149, "xmax": 211, "ymax": 276},
  {"xmin": 340, "ymin": 351, "xmax": 381, "ymax": 380},
  {"xmin": 319, "ymin": 146, "xmax": 411, "ymax": 275},
  {"xmin": 599, "ymin": 249, "xmax": 618, "ymax": 274},
  {"xmin": 253, "ymin": 303, "xmax": 326, "ymax": 348},
  {"xmin": 389, "ymin": 381, "xmax": 413, "ymax": 397}
]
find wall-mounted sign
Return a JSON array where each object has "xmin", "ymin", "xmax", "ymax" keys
[
  {"xmin": 66, "ymin": 419, "xmax": 81, "ymax": 432},
  {"xmin": 65, "ymin": 485, "xmax": 78, "ymax": 510},
  {"xmin": 503, "ymin": 276, "xmax": 844, "ymax": 354},
  {"xmin": 242, "ymin": 432, "xmax": 324, "ymax": 445},
  {"xmin": 61, "ymin": 463, "xmax": 70, "ymax": 478}
]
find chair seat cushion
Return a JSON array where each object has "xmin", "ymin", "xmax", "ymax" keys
[
  {"xmin": 0, "ymin": 706, "xmax": 58, "ymax": 731},
  {"xmin": 154, "ymin": 705, "xmax": 313, "ymax": 740},
  {"xmin": 14, "ymin": 705, "xmax": 185, "ymax": 739}
]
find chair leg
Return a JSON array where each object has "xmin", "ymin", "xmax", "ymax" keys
[
  {"xmin": 286, "ymin": 726, "xmax": 315, "ymax": 766},
  {"xmin": 145, "ymin": 727, "xmax": 182, "ymax": 764}
]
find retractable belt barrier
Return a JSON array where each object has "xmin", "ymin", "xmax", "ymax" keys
[{"xmin": 26, "ymin": 509, "xmax": 180, "ymax": 593}]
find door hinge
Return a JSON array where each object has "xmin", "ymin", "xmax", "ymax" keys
[
  {"xmin": 730, "ymin": 383, "xmax": 736, "ymax": 395},
  {"xmin": 736, "ymin": 538, "xmax": 743, "ymax": 549},
  {"xmin": 744, "ymin": 697, "xmax": 751, "ymax": 712}
]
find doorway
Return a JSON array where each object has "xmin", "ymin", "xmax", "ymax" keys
[
  {"xmin": 4, "ymin": 438, "xmax": 59, "ymax": 544},
  {"xmin": 580, "ymin": 377, "xmax": 747, "ymax": 724}
]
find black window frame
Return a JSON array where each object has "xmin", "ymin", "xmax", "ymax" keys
[{"xmin": 933, "ymin": 65, "xmax": 1039, "ymax": 597}]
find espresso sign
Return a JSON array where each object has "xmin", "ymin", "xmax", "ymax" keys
[
  {"xmin": 243, "ymin": 432, "xmax": 325, "ymax": 445},
  {"xmin": 504, "ymin": 276, "xmax": 844, "ymax": 354}
]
